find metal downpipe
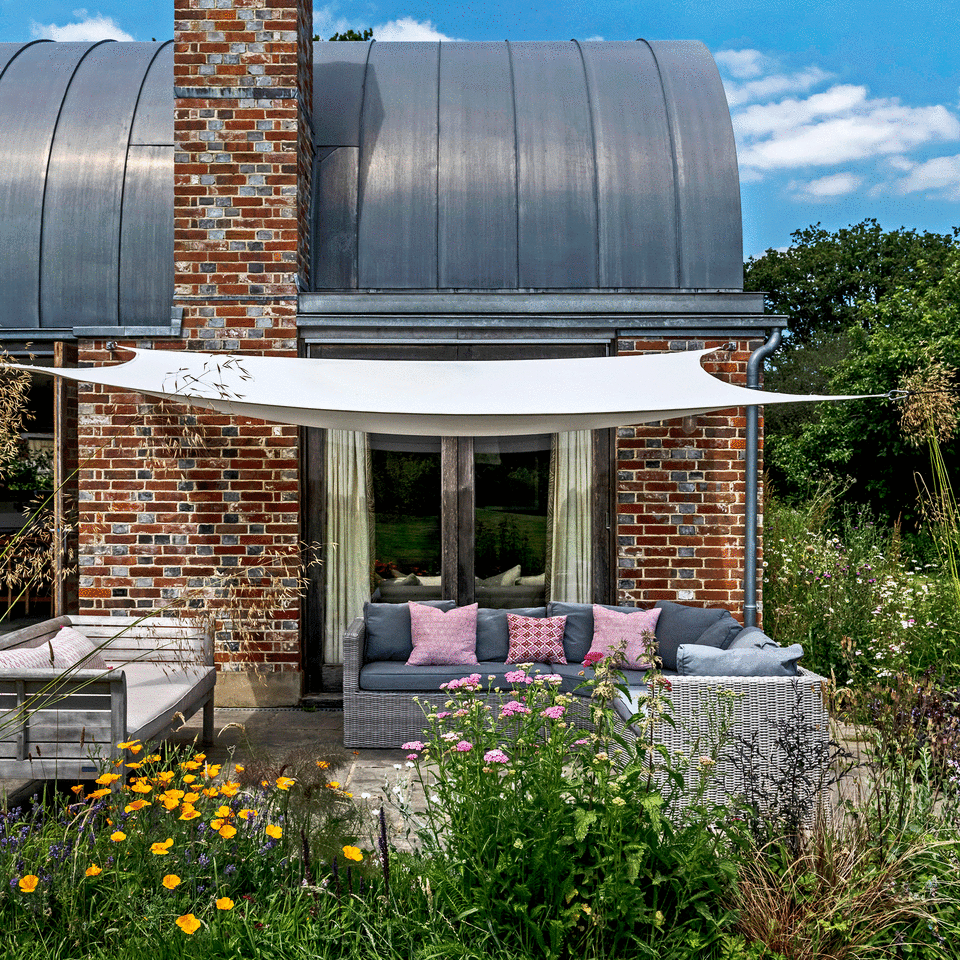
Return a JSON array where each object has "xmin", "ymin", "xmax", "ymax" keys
[{"xmin": 744, "ymin": 329, "xmax": 782, "ymax": 628}]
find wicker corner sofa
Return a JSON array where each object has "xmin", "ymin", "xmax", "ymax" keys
[{"xmin": 342, "ymin": 601, "xmax": 831, "ymax": 805}]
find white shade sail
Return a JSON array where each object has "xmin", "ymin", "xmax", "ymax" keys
[{"xmin": 6, "ymin": 347, "xmax": 873, "ymax": 437}]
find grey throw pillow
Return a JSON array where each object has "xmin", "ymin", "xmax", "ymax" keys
[
  {"xmin": 676, "ymin": 643, "xmax": 804, "ymax": 677},
  {"xmin": 728, "ymin": 626, "xmax": 781, "ymax": 651},
  {"xmin": 476, "ymin": 607, "xmax": 546, "ymax": 661},
  {"xmin": 364, "ymin": 601, "xmax": 456, "ymax": 661},
  {"xmin": 696, "ymin": 612, "xmax": 743, "ymax": 650},
  {"xmin": 653, "ymin": 601, "xmax": 729, "ymax": 671}
]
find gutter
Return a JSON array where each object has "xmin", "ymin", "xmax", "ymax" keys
[{"xmin": 743, "ymin": 328, "xmax": 782, "ymax": 628}]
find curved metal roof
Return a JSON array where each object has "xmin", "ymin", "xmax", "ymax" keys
[
  {"xmin": 0, "ymin": 40, "xmax": 173, "ymax": 333},
  {"xmin": 312, "ymin": 40, "xmax": 743, "ymax": 292}
]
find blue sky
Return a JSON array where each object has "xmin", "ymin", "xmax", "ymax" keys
[{"xmin": 7, "ymin": 1, "xmax": 960, "ymax": 257}]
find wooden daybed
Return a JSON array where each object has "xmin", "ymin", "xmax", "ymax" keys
[{"xmin": 0, "ymin": 615, "xmax": 215, "ymax": 780}]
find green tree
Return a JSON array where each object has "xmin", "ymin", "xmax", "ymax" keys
[
  {"xmin": 313, "ymin": 27, "xmax": 373, "ymax": 42},
  {"xmin": 768, "ymin": 248, "xmax": 960, "ymax": 526}
]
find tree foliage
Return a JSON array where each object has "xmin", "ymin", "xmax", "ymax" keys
[
  {"xmin": 744, "ymin": 218, "xmax": 959, "ymax": 351},
  {"xmin": 750, "ymin": 222, "xmax": 960, "ymax": 527},
  {"xmin": 313, "ymin": 27, "xmax": 373, "ymax": 42}
]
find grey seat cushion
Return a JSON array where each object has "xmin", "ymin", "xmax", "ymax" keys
[
  {"xmin": 546, "ymin": 660, "xmax": 651, "ymax": 694},
  {"xmin": 547, "ymin": 602, "xmax": 659, "ymax": 664},
  {"xmin": 359, "ymin": 660, "xmax": 554, "ymax": 692},
  {"xmin": 675, "ymin": 643, "xmax": 804, "ymax": 677},
  {"xmin": 364, "ymin": 601, "xmax": 456, "ymax": 662},
  {"xmin": 654, "ymin": 601, "xmax": 741, "ymax": 670},
  {"xmin": 475, "ymin": 607, "xmax": 546, "ymax": 661}
]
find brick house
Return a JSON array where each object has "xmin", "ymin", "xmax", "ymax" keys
[{"xmin": 0, "ymin": 1, "xmax": 784, "ymax": 706}]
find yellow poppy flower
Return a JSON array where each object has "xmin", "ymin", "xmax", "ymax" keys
[
  {"xmin": 110, "ymin": 831, "xmax": 126, "ymax": 842},
  {"xmin": 326, "ymin": 781, "xmax": 340, "ymax": 789},
  {"xmin": 316, "ymin": 760, "xmax": 330, "ymax": 769},
  {"xmin": 70, "ymin": 784, "xmax": 84, "ymax": 795},
  {"xmin": 276, "ymin": 776, "xmax": 296, "ymax": 791},
  {"xmin": 128, "ymin": 743, "xmax": 143, "ymax": 755},
  {"xmin": 219, "ymin": 782, "xmax": 240, "ymax": 796},
  {"xmin": 218, "ymin": 824, "xmax": 237, "ymax": 839},
  {"xmin": 130, "ymin": 781, "xmax": 152, "ymax": 794},
  {"xmin": 150, "ymin": 838, "xmax": 174, "ymax": 855},
  {"xmin": 204, "ymin": 764, "xmax": 221, "ymax": 778},
  {"xmin": 89, "ymin": 788, "xmax": 112, "ymax": 800},
  {"xmin": 215, "ymin": 805, "xmax": 233, "ymax": 819},
  {"xmin": 210, "ymin": 818, "xmax": 225, "ymax": 830},
  {"xmin": 162, "ymin": 874, "xmax": 181, "ymax": 890},
  {"xmin": 124, "ymin": 799, "xmax": 151, "ymax": 813},
  {"xmin": 95, "ymin": 773, "xmax": 120, "ymax": 786},
  {"xmin": 342, "ymin": 846, "xmax": 363, "ymax": 863},
  {"xmin": 155, "ymin": 771, "xmax": 175, "ymax": 784},
  {"xmin": 162, "ymin": 789, "xmax": 185, "ymax": 800},
  {"xmin": 18, "ymin": 875, "xmax": 39, "ymax": 893},
  {"xmin": 181, "ymin": 760, "xmax": 201, "ymax": 771},
  {"xmin": 234, "ymin": 764, "xmax": 245, "ymax": 773},
  {"xmin": 179, "ymin": 806, "xmax": 201, "ymax": 821},
  {"xmin": 117, "ymin": 739, "xmax": 141, "ymax": 750},
  {"xmin": 182, "ymin": 774, "xmax": 197, "ymax": 784},
  {"xmin": 265, "ymin": 824, "xmax": 282, "ymax": 839},
  {"xmin": 202, "ymin": 787, "xmax": 219, "ymax": 799},
  {"xmin": 144, "ymin": 754, "xmax": 162, "ymax": 763},
  {"xmin": 194, "ymin": 753, "xmax": 206, "ymax": 762},
  {"xmin": 176, "ymin": 914, "xmax": 201, "ymax": 935},
  {"xmin": 183, "ymin": 792, "xmax": 200, "ymax": 804},
  {"xmin": 85, "ymin": 864, "xmax": 102, "ymax": 877},
  {"xmin": 161, "ymin": 797, "xmax": 180, "ymax": 811},
  {"xmin": 125, "ymin": 762, "xmax": 143, "ymax": 770},
  {"xmin": 238, "ymin": 808, "xmax": 257, "ymax": 820},
  {"xmin": 216, "ymin": 897, "xmax": 234, "ymax": 911}
]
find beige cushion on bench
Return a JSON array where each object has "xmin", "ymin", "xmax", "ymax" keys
[{"xmin": 121, "ymin": 662, "xmax": 216, "ymax": 740}]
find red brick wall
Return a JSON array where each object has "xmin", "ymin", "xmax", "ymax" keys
[
  {"xmin": 75, "ymin": 0, "xmax": 312, "ymax": 691},
  {"xmin": 614, "ymin": 338, "xmax": 762, "ymax": 621}
]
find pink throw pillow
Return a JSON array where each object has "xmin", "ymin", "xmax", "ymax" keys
[
  {"xmin": 506, "ymin": 614, "xmax": 568, "ymax": 664},
  {"xmin": 587, "ymin": 605, "xmax": 661, "ymax": 670},
  {"xmin": 407, "ymin": 602, "xmax": 479, "ymax": 666}
]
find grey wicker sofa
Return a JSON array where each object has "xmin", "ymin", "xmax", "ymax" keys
[{"xmin": 342, "ymin": 600, "xmax": 830, "ymax": 804}]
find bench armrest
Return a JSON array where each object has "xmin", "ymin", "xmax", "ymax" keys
[{"xmin": 342, "ymin": 617, "xmax": 365, "ymax": 693}]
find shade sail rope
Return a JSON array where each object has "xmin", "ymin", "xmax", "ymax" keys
[{"xmin": 3, "ymin": 346, "xmax": 882, "ymax": 437}]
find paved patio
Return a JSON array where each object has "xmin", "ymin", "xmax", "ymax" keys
[{"xmin": 0, "ymin": 706, "xmax": 434, "ymax": 843}]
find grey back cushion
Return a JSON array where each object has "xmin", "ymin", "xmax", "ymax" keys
[
  {"xmin": 728, "ymin": 626, "xmax": 781, "ymax": 651},
  {"xmin": 476, "ymin": 607, "xmax": 546, "ymax": 661},
  {"xmin": 547, "ymin": 601, "xmax": 657, "ymax": 664},
  {"xmin": 676, "ymin": 643, "xmax": 804, "ymax": 677},
  {"xmin": 654, "ymin": 601, "xmax": 741, "ymax": 671},
  {"xmin": 364, "ymin": 601, "xmax": 456, "ymax": 661}
]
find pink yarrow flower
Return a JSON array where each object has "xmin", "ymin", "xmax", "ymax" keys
[
  {"xmin": 582, "ymin": 651, "xmax": 604, "ymax": 667},
  {"xmin": 541, "ymin": 705, "xmax": 566, "ymax": 720},
  {"xmin": 436, "ymin": 711, "xmax": 452, "ymax": 719},
  {"xmin": 401, "ymin": 741, "xmax": 425, "ymax": 752},
  {"xmin": 505, "ymin": 670, "xmax": 534, "ymax": 685},
  {"xmin": 500, "ymin": 700, "xmax": 532, "ymax": 718},
  {"xmin": 454, "ymin": 741, "xmax": 473, "ymax": 752},
  {"xmin": 406, "ymin": 753, "xmax": 419, "ymax": 761},
  {"xmin": 483, "ymin": 749, "xmax": 509, "ymax": 764}
]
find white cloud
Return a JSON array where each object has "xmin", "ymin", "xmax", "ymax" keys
[
  {"xmin": 714, "ymin": 48, "xmax": 767, "ymax": 80},
  {"xmin": 30, "ymin": 10, "xmax": 135, "ymax": 42},
  {"xmin": 895, "ymin": 154, "xmax": 960, "ymax": 199},
  {"xmin": 724, "ymin": 67, "xmax": 833, "ymax": 108},
  {"xmin": 374, "ymin": 17, "xmax": 459, "ymax": 41},
  {"xmin": 789, "ymin": 172, "xmax": 862, "ymax": 200},
  {"xmin": 734, "ymin": 86, "xmax": 960, "ymax": 174}
]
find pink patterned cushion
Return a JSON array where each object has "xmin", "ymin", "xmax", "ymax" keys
[
  {"xmin": 0, "ymin": 626, "xmax": 108, "ymax": 672},
  {"xmin": 506, "ymin": 614, "xmax": 568, "ymax": 664},
  {"xmin": 407, "ymin": 602, "xmax": 479, "ymax": 666},
  {"xmin": 587, "ymin": 605, "xmax": 661, "ymax": 670}
]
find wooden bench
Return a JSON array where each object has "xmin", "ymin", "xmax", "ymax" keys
[{"xmin": 0, "ymin": 615, "xmax": 215, "ymax": 780}]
